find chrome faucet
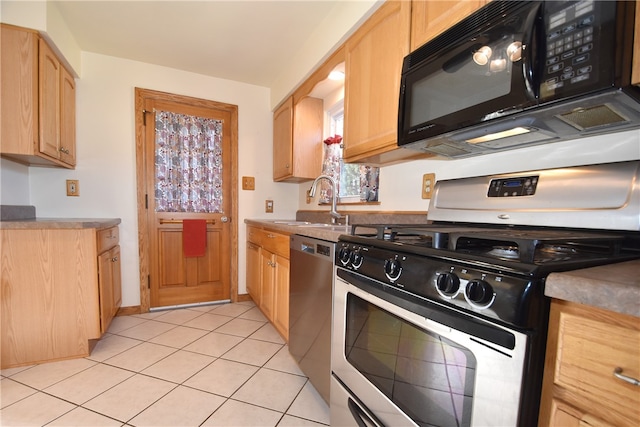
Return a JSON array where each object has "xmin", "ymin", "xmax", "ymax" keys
[{"xmin": 308, "ymin": 175, "xmax": 344, "ymax": 224}]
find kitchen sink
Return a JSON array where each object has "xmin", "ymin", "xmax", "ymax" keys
[
  {"xmin": 272, "ymin": 221, "xmax": 349, "ymax": 232},
  {"xmin": 296, "ymin": 224, "xmax": 350, "ymax": 232},
  {"xmin": 272, "ymin": 221, "xmax": 314, "ymax": 225}
]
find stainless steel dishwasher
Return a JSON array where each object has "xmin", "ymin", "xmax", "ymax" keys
[{"xmin": 289, "ymin": 234, "xmax": 335, "ymax": 404}]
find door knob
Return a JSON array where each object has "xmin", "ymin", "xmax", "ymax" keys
[{"xmin": 221, "ymin": 216, "xmax": 229, "ymax": 223}]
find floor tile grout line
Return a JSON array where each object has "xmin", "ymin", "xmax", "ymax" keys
[{"xmin": 2, "ymin": 302, "xmax": 329, "ymax": 426}]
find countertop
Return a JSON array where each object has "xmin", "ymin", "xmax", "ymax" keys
[
  {"xmin": 245, "ymin": 219, "xmax": 351, "ymax": 242},
  {"xmin": 545, "ymin": 259, "xmax": 640, "ymax": 318},
  {"xmin": 0, "ymin": 218, "xmax": 121, "ymax": 230}
]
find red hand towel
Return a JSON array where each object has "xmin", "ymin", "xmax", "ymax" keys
[{"xmin": 183, "ymin": 219, "xmax": 207, "ymax": 257}]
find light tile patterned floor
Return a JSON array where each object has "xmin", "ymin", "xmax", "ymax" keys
[{"xmin": 0, "ymin": 301, "xmax": 330, "ymax": 426}]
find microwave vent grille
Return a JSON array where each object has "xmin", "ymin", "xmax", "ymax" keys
[
  {"xmin": 556, "ymin": 104, "xmax": 629, "ymax": 131},
  {"xmin": 407, "ymin": 1, "xmax": 531, "ymax": 68}
]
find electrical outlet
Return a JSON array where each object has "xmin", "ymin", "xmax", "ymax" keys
[
  {"xmin": 265, "ymin": 199, "xmax": 274, "ymax": 213},
  {"xmin": 66, "ymin": 179, "xmax": 79, "ymax": 197},
  {"xmin": 242, "ymin": 176, "xmax": 255, "ymax": 190},
  {"xmin": 422, "ymin": 173, "xmax": 435, "ymax": 199}
]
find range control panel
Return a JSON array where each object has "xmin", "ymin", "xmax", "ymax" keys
[{"xmin": 487, "ymin": 175, "xmax": 539, "ymax": 197}]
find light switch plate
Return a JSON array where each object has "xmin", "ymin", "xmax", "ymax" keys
[
  {"xmin": 66, "ymin": 179, "xmax": 79, "ymax": 196},
  {"xmin": 242, "ymin": 176, "xmax": 255, "ymax": 190},
  {"xmin": 265, "ymin": 199, "xmax": 274, "ymax": 213}
]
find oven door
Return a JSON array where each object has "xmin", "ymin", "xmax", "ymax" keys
[{"xmin": 331, "ymin": 268, "xmax": 529, "ymax": 427}]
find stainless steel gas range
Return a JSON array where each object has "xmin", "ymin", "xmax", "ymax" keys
[{"xmin": 330, "ymin": 161, "xmax": 640, "ymax": 427}]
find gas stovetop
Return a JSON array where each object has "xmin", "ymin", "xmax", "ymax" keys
[
  {"xmin": 345, "ymin": 223, "xmax": 640, "ymax": 267},
  {"xmin": 336, "ymin": 223, "xmax": 640, "ymax": 329}
]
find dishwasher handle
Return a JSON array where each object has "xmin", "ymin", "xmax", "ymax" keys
[{"xmin": 290, "ymin": 235, "xmax": 335, "ymax": 260}]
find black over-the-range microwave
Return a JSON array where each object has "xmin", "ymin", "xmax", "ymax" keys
[{"xmin": 398, "ymin": 0, "xmax": 640, "ymax": 158}]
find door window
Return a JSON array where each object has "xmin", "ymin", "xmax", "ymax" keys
[{"xmin": 154, "ymin": 110, "xmax": 224, "ymax": 213}]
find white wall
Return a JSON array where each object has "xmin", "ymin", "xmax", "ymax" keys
[
  {"xmin": 28, "ymin": 52, "xmax": 299, "ymax": 307},
  {"xmin": 0, "ymin": 159, "xmax": 30, "ymax": 205},
  {"xmin": 270, "ymin": 0, "xmax": 379, "ymax": 108},
  {"xmin": 298, "ymin": 129, "xmax": 640, "ymax": 211}
]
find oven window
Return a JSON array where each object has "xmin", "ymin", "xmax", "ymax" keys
[{"xmin": 345, "ymin": 293, "xmax": 476, "ymax": 427}]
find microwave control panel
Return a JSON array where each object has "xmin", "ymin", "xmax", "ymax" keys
[{"xmin": 540, "ymin": 0, "xmax": 607, "ymax": 99}]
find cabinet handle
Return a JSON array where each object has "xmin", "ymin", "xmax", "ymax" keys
[
  {"xmin": 613, "ymin": 367, "xmax": 640, "ymax": 386},
  {"xmin": 267, "ymin": 234, "xmax": 275, "ymax": 238},
  {"xmin": 111, "ymin": 256, "xmax": 119, "ymax": 262},
  {"xmin": 59, "ymin": 147, "xmax": 70, "ymax": 154},
  {"xmin": 267, "ymin": 260, "xmax": 275, "ymax": 267}
]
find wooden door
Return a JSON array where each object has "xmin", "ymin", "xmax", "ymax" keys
[{"xmin": 137, "ymin": 89, "xmax": 238, "ymax": 309}]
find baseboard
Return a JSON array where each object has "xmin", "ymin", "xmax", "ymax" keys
[{"xmin": 116, "ymin": 305, "xmax": 142, "ymax": 316}]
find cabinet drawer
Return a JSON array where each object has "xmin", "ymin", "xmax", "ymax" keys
[
  {"xmin": 261, "ymin": 230, "xmax": 289, "ymax": 258},
  {"xmin": 97, "ymin": 226, "xmax": 119, "ymax": 253},
  {"xmin": 247, "ymin": 226, "xmax": 289, "ymax": 258},
  {"xmin": 554, "ymin": 306, "xmax": 640, "ymax": 424},
  {"xmin": 247, "ymin": 226, "xmax": 263, "ymax": 245}
]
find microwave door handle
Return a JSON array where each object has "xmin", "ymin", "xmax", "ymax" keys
[
  {"xmin": 348, "ymin": 398, "xmax": 385, "ymax": 427},
  {"xmin": 523, "ymin": 3, "xmax": 544, "ymax": 99}
]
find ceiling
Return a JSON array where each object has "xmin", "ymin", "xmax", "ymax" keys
[{"xmin": 53, "ymin": 1, "xmax": 347, "ymax": 88}]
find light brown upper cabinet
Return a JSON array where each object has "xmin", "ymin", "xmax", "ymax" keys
[
  {"xmin": 410, "ymin": 0, "xmax": 487, "ymax": 51},
  {"xmin": 273, "ymin": 95, "xmax": 323, "ymax": 182},
  {"xmin": 343, "ymin": 1, "xmax": 427, "ymax": 165},
  {"xmin": 1, "ymin": 24, "xmax": 76, "ymax": 168}
]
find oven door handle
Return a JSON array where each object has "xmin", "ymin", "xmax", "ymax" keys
[{"xmin": 348, "ymin": 398, "xmax": 385, "ymax": 427}]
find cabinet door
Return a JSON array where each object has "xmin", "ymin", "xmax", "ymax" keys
[
  {"xmin": 289, "ymin": 97, "xmax": 323, "ymax": 182},
  {"xmin": 343, "ymin": 1, "xmax": 411, "ymax": 164},
  {"xmin": 0, "ymin": 25, "xmax": 38, "ymax": 154},
  {"xmin": 260, "ymin": 249, "xmax": 275, "ymax": 319},
  {"xmin": 39, "ymin": 38, "xmax": 61, "ymax": 160},
  {"xmin": 98, "ymin": 249, "xmax": 115, "ymax": 334},
  {"xmin": 111, "ymin": 245, "xmax": 122, "ymax": 310},
  {"xmin": 273, "ymin": 97, "xmax": 294, "ymax": 180},
  {"xmin": 246, "ymin": 242, "xmax": 262, "ymax": 305},
  {"xmin": 273, "ymin": 254, "xmax": 290, "ymax": 340},
  {"xmin": 539, "ymin": 300, "xmax": 640, "ymax": 427},
  {"xmin": 410, "ymin": 0, "xmax": 486, "ymax": 51},
  {"xmin": 60, "ymin": 66, "xmax": 76, "ymax": 166}
]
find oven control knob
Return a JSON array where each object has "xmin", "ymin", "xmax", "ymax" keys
[
  {"xmin": 384, "ymin": 257, "xmax": 402, "ymax": 281},
  {"xmin": 351, "ymin": 250, "xmax": 364, "ymax": 268},
  {"xmin": 465, "ymin": 280, "xmax": 495, "ymax": 306},
  {"xmin": 436, "ymin": 273, "xmax": 460, "ymax": 296},
  {"xmin": 338, "ymin": 247, "xmax": 352, "ymax": 266}
]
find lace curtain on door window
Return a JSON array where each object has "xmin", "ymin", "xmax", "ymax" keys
[{"xmin": 154, "ymin": 111, "xmax": 223, "ymax": 213}]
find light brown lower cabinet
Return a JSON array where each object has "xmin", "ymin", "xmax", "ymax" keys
[
  {"xmin": 0, "ymin": 225, "xmax": 122, "ymax": 368},
  {"xmin": 539, "ymin": 299, "xmax": 640, "ymax": 427},
  {"xmin": 246, "ymin": 226, "xmax": 290, "ymax": 340}
]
